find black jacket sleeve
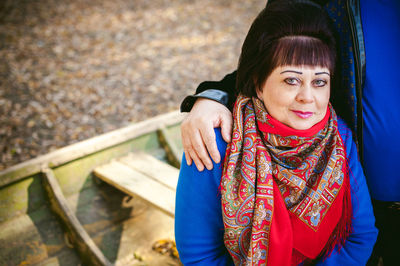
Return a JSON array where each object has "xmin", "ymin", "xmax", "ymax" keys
[{"xmin": 180, "ymin": 71, "xmax": 237, "ymax": 112}]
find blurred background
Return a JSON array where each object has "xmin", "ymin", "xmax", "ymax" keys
[{"xmin": 0, "ymin": 0, "xmax": 266, "ymax": 170}]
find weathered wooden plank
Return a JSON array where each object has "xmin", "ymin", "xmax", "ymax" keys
[
  {"xmin": 66, "ymin": 177, "xmax": 179, "ymax": 265},
  {"xmin": 118, "ymin": 152, "xmax": 179, "ymax": 190},
  {"xmin": 0, "ymin": 111, "xmax": 185, "ymax": 188},
  {"xmin": 51, "ymin": 133, "xmax": 162, "ymax": 201},
  {"xmin": 42, "ymin": 168, "xmax": 112, "ymax": 266},
  {"xmin": 0, "ymin": 175, "xmax": 45, "ymax": 223},
  {"xmin": 93, "ymin": 161, "xmax": 176, "ymax": 217},
  {"xmin": 36, "ymin": 257, "xmax": 60, "ymax": 266},
  {"xmin": 158, "ymin": 126, "xmax": 182, "ymax": 168},
  {"xmin": 164, "ymin": 124, "xmax": 184, "ymax": 152},
  {"xmin": 0, "ymin": 206, "xmax": 80, "ymax": 266},
  {"xmin": 110, "ymin": 197, "xmax": 177, "ymax": 266}
]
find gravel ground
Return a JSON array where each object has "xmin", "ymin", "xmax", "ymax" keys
[{"xmin": 0, "ymin": 0, "xmax": 266, "ymax": 170}]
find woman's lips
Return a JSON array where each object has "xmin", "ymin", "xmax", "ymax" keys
[{"xmin": 292, "ymin": 110, "xmax": 313, "ymax": 119}]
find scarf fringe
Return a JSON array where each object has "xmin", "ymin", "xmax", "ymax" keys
[{"xmin": 315, "ymin": 166, "xmax": 353, "ymax": 263}]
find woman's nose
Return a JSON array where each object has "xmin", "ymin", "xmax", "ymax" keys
[{"xmin": 295, "ymin": 86, "xmax": 314, "ymax": 103}]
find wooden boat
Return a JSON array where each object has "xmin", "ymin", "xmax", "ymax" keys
[{"xmin": 0, "ymin": 111, "xmax": 185, "ymax": 266}]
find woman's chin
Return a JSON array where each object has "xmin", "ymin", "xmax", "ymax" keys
[
  {"xmin": 286, "ymin": 113, "xmax": 327, "ymax": 130},
  {"xmin": 287, "ymin": 120, "xmax": 317, "ymax": 131}
]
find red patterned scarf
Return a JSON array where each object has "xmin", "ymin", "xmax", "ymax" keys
[{"xmin": 221, "ymin": 95, "xmax": 352, "ymax": 265}]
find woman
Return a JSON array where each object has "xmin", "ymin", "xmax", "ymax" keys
[{"xmin": 175, "ymin": 1, "xmax": 377, "ymax": 265}]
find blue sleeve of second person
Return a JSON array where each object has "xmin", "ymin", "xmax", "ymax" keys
[{"xmin": 175, "ymin": 128, "xmax": 234, "ymax": 265}]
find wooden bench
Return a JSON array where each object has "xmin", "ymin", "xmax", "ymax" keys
[{"xmin": 93, "ymin": 152, "xmax": 179, "ymax": 217}]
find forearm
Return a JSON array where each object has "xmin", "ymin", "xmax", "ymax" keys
[{"xmin": 180, "ymin": 71, "xmax": 237, "ymax": 112}]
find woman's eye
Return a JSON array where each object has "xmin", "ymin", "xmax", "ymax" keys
[
  {"xmin": 284, "ymin": 78, "xmax": 298, "ymax": 85},
  {"xmin": 313, "ymin": 79, "xmax": 327, "ymax": 87}
]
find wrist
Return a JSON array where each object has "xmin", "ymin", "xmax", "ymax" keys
[{"xmin": 180, "ymin": 89, "xmax": 229, "ymax": 112}]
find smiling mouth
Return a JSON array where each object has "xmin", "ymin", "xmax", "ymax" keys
[{"xmin": 292, "ymin": 110, "xmax": 313, "ymax": 119}]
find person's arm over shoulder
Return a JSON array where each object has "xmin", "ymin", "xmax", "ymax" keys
[
  {"xmin": 175, "ymin": 128, "xmax": 234, "ymax": 265},
  {"xmin": 180, "ymin": 71, "xmax": 237, "ymax": 112},
  {"xmin": 317, "ymin": 119, "xmax": 378, "ymax": 265}
]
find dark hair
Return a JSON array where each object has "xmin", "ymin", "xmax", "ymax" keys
[{"xmin": 236, "ymin": 0, "xmax": 338, "ymax": 97}]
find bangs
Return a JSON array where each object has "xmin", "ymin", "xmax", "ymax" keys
[{"xmin": 271, "ymin": 36, "xmax": 335, "ymax": 73}]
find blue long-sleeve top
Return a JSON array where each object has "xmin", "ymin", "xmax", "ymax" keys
[{"xmin": 175, "ymin": 118, "xmax": 378, "ymax": 265}]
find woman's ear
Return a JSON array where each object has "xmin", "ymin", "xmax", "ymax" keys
[
  {"xmin": 253, "ymin": 77, "xmax": 264, "ymax": 101},
  {"xmin": 256, "ymin": 87, "xmax": 263, "ymax": 101}
]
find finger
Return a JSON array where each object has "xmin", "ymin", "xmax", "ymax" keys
[
  {"xmin": 185, "ymin": 150, "xmax": 192, "ymax": 166},
  {"xmin": 181, "ymin": 118, "xmax": 194, "ymax": 166},
  {"xmin": 187, "ymin": 146, "xmax": 205, "ymax": 172},
  {"xmin": 191, "ymin": 129, "xmax": 214, "ymax": 170},
  {"xmin": 182, "ymin": 145, "xmax": 193, "ymax": 166},
  {"xmin": 182, "ymin": 120, "xmax": 208, "ymax": 171},
  {"xmin": 220, "ymin": 114, "xmax": 233, "ymax": 143},
  {"xmin": 200, "ymin": 124, "xmax": 221, "ymax": 164},
  {"xmin": 181, "ymin": 136, "xmax": 193, "ymax": 166}
]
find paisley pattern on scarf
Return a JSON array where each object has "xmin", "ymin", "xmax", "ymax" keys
[{"xmin": 221, "ymin": 95, "xmax": 348, "ymax": 265}]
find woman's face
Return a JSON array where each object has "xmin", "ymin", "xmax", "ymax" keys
[{"xmin": 257, "ymin": 65, "xmax": 330, "ymax": 130}]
